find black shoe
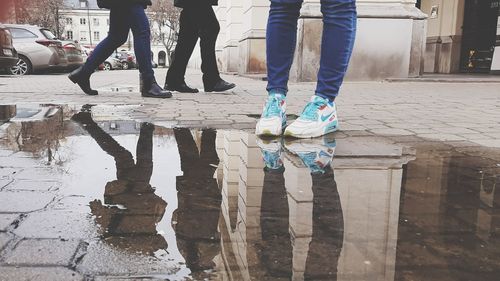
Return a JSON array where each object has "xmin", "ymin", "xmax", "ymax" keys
[
  {"xmin": 68, "ymin": 66, "xmax": 98, "ymax": 96},
  {"xmin": 205, "ymin": 79, "xmax": 236, "ymax": 93},
  {"xmin": 165, "ymin": 82, "xmax": 199, "ymax": 93},
  {"xmin": 140, "ymin": 75, "xmax": 172, "ymax": 99}
]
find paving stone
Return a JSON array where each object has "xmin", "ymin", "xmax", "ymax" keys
[
  {"xmin": 0, "ymin": 232, "xmax": 13, "ymax": 251},
  {"xmin": 0, "ymin": 191, "xmax": 54, "ymax": 213},
  {"xmin": 3, "ymin": 239, "xmax": 80, "ymax": 266},
  {"xmin": 77, "ymin": 241, "xmax": 181, "ymax": 276},
  {"xmin": 5, "ymin": 180, "xmax": 60, "ymax": 191},
  {"xmin": 369, "ymin": 128, "xmax": 414, "ymax": 136},
  {"xmin": 0, "ymin": 266, "xmax": 83, "ymax": 281},
  {"xmin": 417, "ymin": 134, "xmax": 467, "ymax": 142},
  {"xmin": 0, "ymin": 214, "xmax": 19, "ymax": 232},
  {"xmin": 471, "ymin": 140, "xmax": 500, "ymax": 148},
  {"xmin": 14, "ymin": 210, "xmax": 98, "ymax": 239}
]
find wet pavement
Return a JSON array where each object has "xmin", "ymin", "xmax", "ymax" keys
[{"xmin": 0, "ymin": 105, "xmax": 500, "ymax": 281}]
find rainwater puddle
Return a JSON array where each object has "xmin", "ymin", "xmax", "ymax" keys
[{"xmin": 0, "ymin": 105, "xmax": 500, "ymax": 280}]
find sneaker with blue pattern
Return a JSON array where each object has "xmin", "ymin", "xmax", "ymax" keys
[
  {"xmin": 256, "ymin": 91, "xmax": 287, "ymax": 137},
  {"xmin": 256, "ymin": 138, "xmax": 284, "ymax": 171},
  {"xmin": 284, "ymin": 95, "xmax": 339, "ymax": 138},
  {"xmin": 284, "ymin": 135, "xmax": 336, "ymax": 174}
]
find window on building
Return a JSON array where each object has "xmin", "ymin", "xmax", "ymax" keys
[
  {"xmin": 66, "ymin": 18, "xmax": 73, "ymax": 25},
  {"xmin": 80, "ymin": 31, "xmax": 87, "ymax": 41},
  {"xmin": 94, "ymin": 31, "xmax": 100, "ymax": 41},
  {"xmin": 93, "ymin": 18, "xmax": 99, "ymax": 26},
  {"xmin": 8, "ymin": 28, "xmax": 37, "ymax": 39},
  {"xmin": 66, "ymin": 31, "xmax": 73, "ymax": 40},
  {"xmin": 80, "ymin": 18, "xmax": 86, "ymax": 25},
  {"xmin": 107, "ymin": 18, "xmax": 110, "ymax": 26}
]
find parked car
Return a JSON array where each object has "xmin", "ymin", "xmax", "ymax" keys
[
  {"xmin": 0, "ymin": 24, "xmax": 18, "ymax": 71},
  {"xmin": 4, "ymin": 24, "xmax": 67, "ymax": 75},
  {"xmin": 61, "ymin": 40, "xmax": 84, "ymax": 71},
  {"xmin": 116, "ymin": 50, "xmax": 136, "ymax": 70},
  {"xmin": 103, "ymin": 56, "xmax": 122, "ymax": 71}
]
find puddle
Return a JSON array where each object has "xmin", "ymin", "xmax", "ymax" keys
[{"xmin": 0, "ymin": 105, "xmax": 500, "ymax": 280}]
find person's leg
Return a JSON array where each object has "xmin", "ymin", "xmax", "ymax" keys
[
  {"xmin": 193, "ymin": 5, "xmax": 220, "ymax": 87},
  {"xmin": 315, "ymin": 0, "xmax": 357, "ymax": 101},
  {"xmin": 135, "ymin": 122, "xmax": 154, "ymax": 183},
  {"xmin": 83, "ymin": 8, "xmax": 130, "ymax": 74},
  {"xmin": 128, "ymin": 5, "xmax": 155, "ymax": 81},
  {"xmin": 284, "ymin": 0, "xmax": 357, "ymax": 138},
  {"xmin": 165, "ymin": 8, "xmax": 199, "ymax": 87},
  {"xmin": 304, "ymin": 167, "xmax": 344, "ymax": 280},
  {"xmin": 127, "ymin": 4, "xmax": 172, "ymax": 98},
  {"xmin": 255, "ymin": 0, "xmax": 302, "ymax": 137},
  {"xmin": 69, "ymin": 7, "xmax": 130, "ymax": 95},
  {"xmin": 193, "ymin": 6, "xmax": 235, "ymax": 92},
  {"xmin": 266, "ymin": 0, "xmax": 303, "ymax": 95}
]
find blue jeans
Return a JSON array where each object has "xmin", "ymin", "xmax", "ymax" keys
[
  {"xmin": 266, "ymin": 0, "xmax": 357, "ymax": 101},
  {"xmin": 83, "ymin": 4, "xmax": 154, "ymax": 80}
]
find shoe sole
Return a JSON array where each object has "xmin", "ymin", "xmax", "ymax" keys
[
  {"xmin": 284, "ymin": 126, "xmax": 339, "ymax": 139},
  {"xmin": 205, "ymin": 84, "xmax": 236, "ymax": 93},
  {"xmin": 141, "ymin": 94, "xmax": 172, "ymax": 99}
]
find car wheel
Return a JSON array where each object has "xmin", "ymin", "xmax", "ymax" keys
[
  {"xmin": 103, "ymin": 62, "xmax": 112, "ymax": 71},
  {"xmin": 9, "ymin": 56, "xmax": 32, "ymax": 76},
  {"xmin": 122, "ymin": 62, "xmax": 129, "ymax": 70}
]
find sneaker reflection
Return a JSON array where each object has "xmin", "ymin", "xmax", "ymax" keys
[
  {"xmin": 257, "ymin": 135, "xmax": 343, "ymax": 280},
  {"xmin": 173, "ymin": 128, "xmax": 222, "ymax": 277},
  {"xmin": 72, "ymin": 110, "xmax": 168, "ymax": 255}
]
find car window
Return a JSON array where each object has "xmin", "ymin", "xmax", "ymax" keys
[
  {"xmin": 40, "ymin": 29, "xmax": 57, "ymax": 40},
  {"xmin": 9, "ymin": 28, "xmax": 37, "ymax": 39}
]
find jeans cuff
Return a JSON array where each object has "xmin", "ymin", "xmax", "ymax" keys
[
  {"xmin": 268, "ymin": 88, "xmax": 288, "ymax": 96},
  {"xmin": 315, "ymin": 91, "xmax": 336, "ymax": 102}
]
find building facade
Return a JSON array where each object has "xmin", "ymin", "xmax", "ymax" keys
[
  {"xmin": 421, "ymin": 0, "xmax": 500, "ymax": 74},
  {"xmin": 188, "ymin": 0, "xmax": 428, "ymax": 81}
]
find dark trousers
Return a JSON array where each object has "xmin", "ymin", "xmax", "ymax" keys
[
  {"xmin": 166, "ymin": 5, "xmax": 221, "ymax": 87},
  {"xmin": 83, "ymin": 4, "xmax": 155, "ymax": 80}
]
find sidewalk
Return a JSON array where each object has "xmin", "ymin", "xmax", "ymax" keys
[{"xmin": 0, "ymin": 68, "xmax": 500, "ymax": 147}]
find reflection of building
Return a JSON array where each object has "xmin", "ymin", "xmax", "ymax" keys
[
  {"xmin": 216, "ymin": 131, "xmax": 415, "ymax": 280},
  {"xmin": 421, "ymin": 0, "xmax": 500, "ymax": 74},
  {"xmin": 396, "ymin": 144, "xmax": 500, "ymax": 280},
  {"xmin": 189, "ymin": 0, "xmax": 427, "ymax": 80}
]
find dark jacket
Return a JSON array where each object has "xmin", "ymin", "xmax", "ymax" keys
[
  {"xmin": 174, "ymin": 0, "xmax": 218, "ymax": 8},
  {"xmin": 97, "ymin": 0, "xmax": 152, "ymax": 9}
]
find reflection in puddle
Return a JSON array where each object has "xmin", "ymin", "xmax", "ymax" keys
[{"xmin": 1, "ymin": 105, "xmax": 500, "ymax": 280}]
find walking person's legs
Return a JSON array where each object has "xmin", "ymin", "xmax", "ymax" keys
[
  {"xmin": 256, "ymin": 0, "xmax": 302, "ymax": 136},
  {"xmin": 284, "ymin": 0, "xmax": 356, "ymax": 138},
  {"xmin": 165, "ymin": 8, "xmax": 200, "ymax": 93},
  {"xmin": 128, "ymin": 4, "xmax": 172, "ymax": 98},
  {"xmin": 68, "ymin": 7, "xmax": 130, "ymax": 95}
]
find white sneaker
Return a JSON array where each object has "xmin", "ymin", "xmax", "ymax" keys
[
  {"xmin": 284, "ymin": 95, "xmax": 339, "ymax": 138},
  {"xmin": 255, "ymin": 93, "xmax": 287, "ymax": 137}
]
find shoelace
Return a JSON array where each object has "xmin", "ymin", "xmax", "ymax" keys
[
  {"xmin": 301, "ymin": 99, "xmax": 326, "ymax": 121},
  {"xmin": 264, "ymin": 96, "xmax": 282, "ymax": 118}
]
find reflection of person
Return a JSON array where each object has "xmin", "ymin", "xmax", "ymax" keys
[
  {"xmin": 172, "ymin": 128, "xmax": 222, "ymax": 276},
  {"xmin": 257, "ymin": 137, "xmax": 344, "ymax": 280},
  {"xmin": 69, "ymin": 0, "xmax": 171, "ymax": 98},
  {"xmin": 165, "ymin": 0, "xmax": 235, "ymax": 93},
  {"xmin": 256, "ymin": 0, "xmax": 357, "ymax": 138},
  {"xmin": 72, "ymin": 110, "xmax": 167, "ymax": 255}
]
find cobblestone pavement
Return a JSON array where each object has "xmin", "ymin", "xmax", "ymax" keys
[
  {"xmin": 1, "ymin": 69, "xmax": 500, "ymax": 280},
  {"xmin": 1, "ymin": 68, "xmax": 500, "ymax": 147}
]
